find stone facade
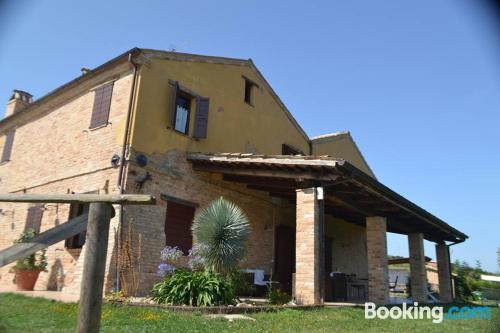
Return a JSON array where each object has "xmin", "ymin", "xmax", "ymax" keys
[
  {"xmin": 294, "ymin": 188, "xmax": 321, "ymax": 305},
  {"xmin": 0, "ymin": 62, "xmax": 133, "ymax": 294},
  {"xmin": 119, "ymin": 149, "xmax": 279, "ymax": 295},
  {"xmin": 408, "ymin": 233, "xmax": 427, "ymax": 302},
  {"xmin": 436, "ymin": 243, "xmax": 453, "ymax": 302},
  {"xmin": 366, "ymin": 216, "xmax": 389, "ymax": 304}
]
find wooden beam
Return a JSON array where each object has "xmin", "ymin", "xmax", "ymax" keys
[
  {"xmin": 76, "ymin": 203, "xmax": 113, "ymax": 333},
  {"xmin": 193, "ymin": 165, "xmax": 339, "ymax": 181},
  {"xmin": 0, "ymin": 194, "xmax": 156, "ymax": 205},
  {"xmin": 324, "ymin": 195, "xmax": 374, "ymax": 216},
  {"xmin": 0, "ymin": 213, "xmax": 90, "ymax": 267}
]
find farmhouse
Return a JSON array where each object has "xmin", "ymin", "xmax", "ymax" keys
[{"xmin": 0, "ymin": 48, "xmax": 467, "ymax": 305}]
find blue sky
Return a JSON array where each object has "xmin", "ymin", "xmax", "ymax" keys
[{"xmin": 1, "ymin": 0, "xmax": 499, "ymax": 272}]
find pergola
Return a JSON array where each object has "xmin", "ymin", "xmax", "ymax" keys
[{"xmin": 187, "ymin": 153, "xmax": 467, "ymax": 304}]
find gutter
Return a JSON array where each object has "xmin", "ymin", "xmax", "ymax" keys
[
  {"xmin": 446, "ymin": 238, "xmax": 465, "ymax": 300},
  {"xmin": 115, "ymin": 51, "xmax": 140, "ymax": 292}
]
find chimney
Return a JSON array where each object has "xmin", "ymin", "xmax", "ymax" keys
[{"xmin": 5, "ymin": 90, "xmax": 33, "ymax": 118}]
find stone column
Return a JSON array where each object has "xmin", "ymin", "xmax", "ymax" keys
[
  {"xmin": 294, "ymin": 188, "xmax": 322, "ymax": 305},
  {"xmin": 436, "ymin": 243, "xmax": 453, "ymax": 302},
  {"xmin": 408, "ymin": 233, "xmax": 428, "ymax": 302},
  {"xmin": 366, "ymin": 216, "xmax": 389, "ymax": 304}
]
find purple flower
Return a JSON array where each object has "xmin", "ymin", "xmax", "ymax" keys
[
  {"xmin": 157, "ymin": 263, "xmax": 176, "ymax": 278},
  {"xmin": 160, "ymin": 246, "xmax": 183, "ymax": 263},
  {"xmin": 187, "ymin": 244, "xmax": 208, "ymax": 271}
]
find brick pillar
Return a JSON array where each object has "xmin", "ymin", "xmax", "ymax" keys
[
  {"xmin": 294, "ymin": 188, "xmax": 322, "ymax": 305},
  {"xmin": 366, "ymin": 216, "xmax": 389, "ymax": 304},
  {"xmin": 436, "ymin": 243, "xmax": 453, "ymax": 302},
  {"xmin": 408, "ymin": 233, "xmax": 427, "ymax": 302}
]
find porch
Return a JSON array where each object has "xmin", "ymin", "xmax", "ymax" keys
[{"xmin": 188, "ymin": 153, "xmax": 468, "ymax": 305}]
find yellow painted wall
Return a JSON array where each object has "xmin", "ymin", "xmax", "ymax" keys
[
  {"xmin": 312, "ymin": 136, "xmax": 375, "ymax": 177},
  {"xmin": 129, "ymin": 58, "xmax": 310, "ymax": 155}
]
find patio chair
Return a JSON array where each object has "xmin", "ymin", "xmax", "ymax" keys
[{"xmin": 389, "ymin": 275, "xmax": 398, "ymax": 291}]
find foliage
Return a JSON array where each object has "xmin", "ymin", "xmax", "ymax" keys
[
  {"xmin": 9, "ymin": 229, "xmax": 47, "ymax": 272},
  {"xmin": 151, "ymin": 269, "xmax": 235, "ymax": 306},
  {"xmin": 453, "ymin": 260, "xmax": 500, "ymax": 301},
  {"xmin": 191, "ymin": 197, "xmax": 251, "ymax": 273},
  {"xmin": 266, "ymin": 284, "xmax": 291, "ymax": 305},
  {"xmin": 227, "ymin": 270, "xmax": 256, "ymax": 296}
]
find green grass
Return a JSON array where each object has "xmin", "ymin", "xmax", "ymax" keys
[{"xmin": 0, "ymin": 293, "xmax": 499, "ymax": 332}]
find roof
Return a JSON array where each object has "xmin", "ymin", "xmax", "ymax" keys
[
  {"xmin": 310, "ymin": 130, "xmax": 376, "ymax": 178},
  {"xmin": 187, "ymin": 153, "xmax": 468, "ymax": 243},
  {"xmin": 388, "ymin": 256, "xmax": 432, "ymax": 265},
  {"xmin": 0, "ymin": 48, "xmax": 308, "ymax": 142}
]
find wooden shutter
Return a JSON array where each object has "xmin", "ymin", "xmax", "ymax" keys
[
  {"xmin": 164, "ymin": 201, "xmax": 195, "ymax": 254},
  {"xmin": 170, "ymin": 82, "xmax": 179, "ymax": 128},
  {"xmin": 89, "ymin": 82, "xmax": 114, "ymax": 129},
  {"xmin": 25, "ymin": 204, "xmax": 44, "ymax": 233},
  {"xmin": 1, "ymin": 130, "xmax": 15, "ymax": 163},
  {"xmin": 193, "ymin": 97, "xmax": 209, "ymax": 139}
]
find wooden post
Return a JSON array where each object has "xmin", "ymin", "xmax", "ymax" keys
[{"xmin": 76, "ymin": 203, "xmax": 114, "ymax": 333}]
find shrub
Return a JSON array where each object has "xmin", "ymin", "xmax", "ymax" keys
[
  {"xmin": 191, "ymin": 197, "xmax": 251, "ymax": 273},
  {"xmin": 227, "ymin": 270, "xmax": 256, "ymax": 296},
  {"xmin": 151, "ymin": 269, "xmax": 236, "ymax": 306},
  {"xmin": 9, "ymin": 229, "xmax": 47, "ymax": 273},
  {"xmin": 267, "ymin": 285, "xmax": 291, "ymax": 305}
]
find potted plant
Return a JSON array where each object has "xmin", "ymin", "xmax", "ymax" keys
[{"xmin": 10, "ymin": 229, "xmax": 47, "ymax": 291}]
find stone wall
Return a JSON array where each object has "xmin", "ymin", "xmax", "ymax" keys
[
  {"xmin": 366, "ymin": 216, "xmax": 389, "ymax": 304},
  {"xmin": 0, "ymin": 63, "xmax": 132, "ymax": 294},
  {"xmin": 294, "ymin": 188, "xmax": 320, "ymax": 305},
  {"xmin": 120, "ymin": 149, "xmax": 280, "ymax": 295}
]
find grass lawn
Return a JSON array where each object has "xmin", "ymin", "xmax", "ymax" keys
[{"xmin": 0, "ymin": 293, "xmax": 499, "ymax": 333}]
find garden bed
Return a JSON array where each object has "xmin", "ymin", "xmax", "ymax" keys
[{"xmin": 105, "ymin": 298, "xmax": 323, "ymax": 314}]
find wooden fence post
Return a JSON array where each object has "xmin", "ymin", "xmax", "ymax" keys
[{"xmin": 76, "ymin": 203, "xmax": 114, "ymax": 333}]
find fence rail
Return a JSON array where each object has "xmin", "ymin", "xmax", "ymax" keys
[{"xmin": 0, "ymin": 194, "xmax": 156, "ymax": 333}]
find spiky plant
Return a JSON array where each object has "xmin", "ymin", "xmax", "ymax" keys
[{"xmin": 191, "ymin": 197, "xmax": 251, "ymax": 273}]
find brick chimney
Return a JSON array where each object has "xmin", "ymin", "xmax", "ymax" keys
[{"xmin": 5, "ymin": 90, "xmax": 33, "ymax": 118}]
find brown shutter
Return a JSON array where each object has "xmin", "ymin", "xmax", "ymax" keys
[
  {"xmin": 164, "ymin": 201, "xmax": 195, "ymax": 254},
  {"xmin": 25, "ymin": 204, "xmax": 44, "ymax": 233},
  {"xmin": 1, "ymin": 130, "xmax": 15, "ymax": 163},
  {"xmin": 89, "ymin": 82, "xmax": 114, "ymax": 129},
  {"xmin": 170, "ymin": 82, "xmax": 179, "ymax": 128},
  {"xmin": 193, "ymin": 97, "xmax": 209, "ymax": 139}
]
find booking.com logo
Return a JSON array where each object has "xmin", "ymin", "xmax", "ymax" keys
[{"xmin": 365, "ymin": 302, "xmax": 491, "ymax": 324}]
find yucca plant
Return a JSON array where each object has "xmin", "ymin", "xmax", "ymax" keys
[{"xmin": 191, "ymin": 197, "xmax": 251, "ymax": 273}]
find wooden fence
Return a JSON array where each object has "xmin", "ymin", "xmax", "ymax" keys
[{"xmin": 0, "ymin": 194, "xmax": 156, "ymax": 333}]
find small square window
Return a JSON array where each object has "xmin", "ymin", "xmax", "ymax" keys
[{"xmin": 174, "ymin": 92, "xmax": 191, "ymax": 134}]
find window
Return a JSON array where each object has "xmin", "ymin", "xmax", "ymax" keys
[
  {"xmin": 1, "ymin": 130, "xmax": 15, "ymax": 163},
  {"xmin": 65, "ymin": 202, "xmax": 89, "ymax": 249},
  {"xmin": 174, "ymin": 92, "xmax": 192, "ymax": 134},
  {"xmin": 244, "ymin": 78, "xmax": 255, "ymax": 105},
  {"xmin": 89, "ymin": 81, "xmax": 114, "ymax": 129},
  {"xmin": 282, "ymin": 143, "xmax": 303, "ymax": 156},
  {"xmin": 25, "ymin": 204, "xmax": 44, "ymax": 233},
  {"xmin": 164, "ymin": 200, "xmax": 196, "ymax": 254}
]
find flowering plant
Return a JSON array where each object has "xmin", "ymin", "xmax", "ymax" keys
[{"xmin": 157, "ymin": 246, "xmax": 183, "ymax": 278}]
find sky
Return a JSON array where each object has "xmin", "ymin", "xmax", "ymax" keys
[{"xmin": 0, "ymin": 0, "xmax": 499, "ymax": 272}]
